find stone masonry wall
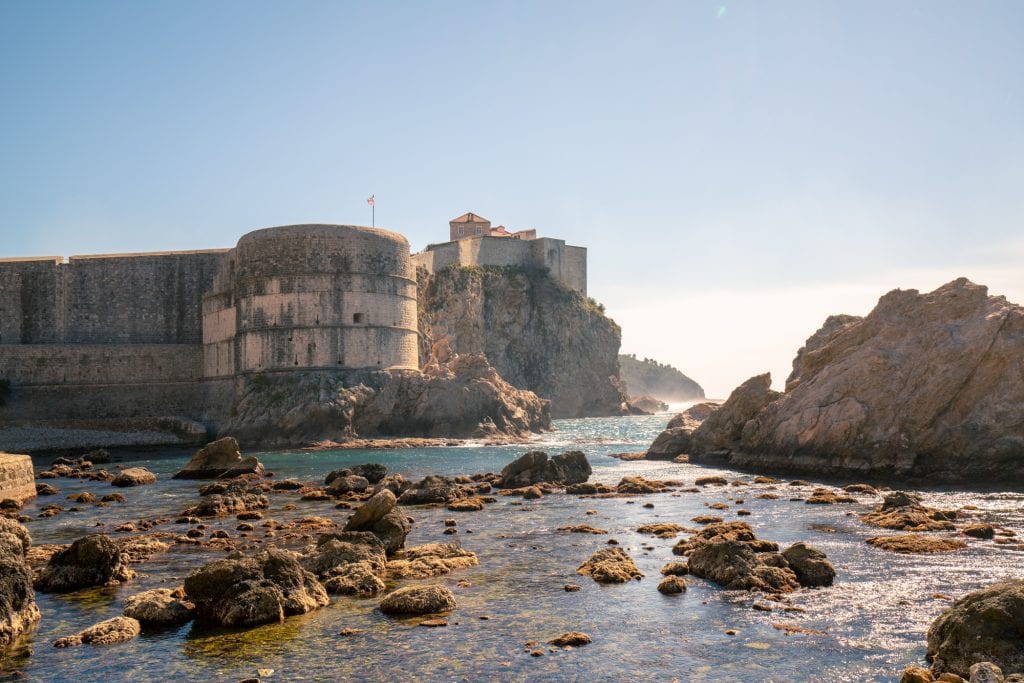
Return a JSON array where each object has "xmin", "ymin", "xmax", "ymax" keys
[{"xmin": 0, "ymin": 453, "xmax": 36, "ymax": 503}]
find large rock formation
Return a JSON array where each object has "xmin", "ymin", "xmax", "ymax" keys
[
  {"xmin": 0, "ymin": 519, "xmax": 40, "ymax": 652},
  {"xmin": 221, "ymin": 353, "xmax": 550, "ymax": 448},
  {"xmin": 418, "ymin": 264, "xmax": 628, "ymax": 418},
  {"xmin": 34, "ymin": 534, "xmax": 135, "ymax": 592},
  {"xmin": 173, "ymin": 437, "xmax": 265, "ymax": 479},
  {"xmin": 926, "ymin": 580, "xmax": 1024, "ymax": 677},
  {"xmin": 499, "ymin": 451, "xmax": 592, "ymax": 487},
  {"xmin": 670, "ymin": 279, "xmax": 1024, "ymax": 482},
  {"xmin": 618, "ymin": 354, "xmax": 705, "ymax": 403}
]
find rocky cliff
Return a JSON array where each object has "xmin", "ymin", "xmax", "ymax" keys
[
  {"xmin": 221, "ymin": 353, "xmax": 550, "ymax": 449},
  {"xmin": 418, "ymin": 265, "xmax": 628, "ymax": 418},
  {"xmin": 618, "ymin": 354, "xmax": 705, "ymax": 402},
  {"xmin": 652, "ymin": 279, "xmax": 1024, "ymax": 482}
]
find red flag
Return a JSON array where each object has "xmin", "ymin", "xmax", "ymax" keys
[{"xmin": 367, "ymin": 195, "xmax": 375, "ymax": 206}]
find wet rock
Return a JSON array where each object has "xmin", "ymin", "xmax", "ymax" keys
[
  {"xmin": 116, "ymin": 535, "xmax": 170, "ymax": 564},
  {"xmin": 637, "ymin": 523, "xmax": 687, "ymax": 538},
  {"xmin": 373, "ymin": 475, "xmax": 410, "ymax": 496},
  {"xmin": 326, "ymin": 464, "xmax": 388, "ymax": 486},
  {"xmin": 548, "ymin": 631, "xmax": 592, "ymax": 646},
  {"xmin": 520, "ymin": 486, "xmax": 543, "ymax": 500},
  {"xmin": 962, "ymin": 524, "xmax": 996, "ymax": 540},
  {"xmin": 101, "ymin": 493, "xmax": 126, "ymax": 503},
  {"xmin": 499, "ymin": 451, "xmax": 591, "ymax": 488},
  {"xmin": 342, "ymin": 490, "xmax": 412, "ymax": 555},
  {"xmin": 387, "ymin": 543, "xmax": 479, "ymax": 579},
  {"xmin": 695, "ymin": 476, "xmax": 728, "ymax": 486},
  {"xmin": 673, "ymin": 521, "xmax": 757, "ymax": 555},
  {"xmin": 657, "ymin": 576, "xmax": 687, "ymax": 594},
  {"xmin": 660, "ymin": 561, "xmax": 689, "ymax": 576},
  {"xmin": 53, "ymin": 616, "xmax": 140, "ymax": 647},
  {"xmin": 565, "ymin": 482, "xmax": 616, "ymax": 495},
  {"xmin": 184, "ymin": 548, "xmax": 329, "ymax": 627},
  {"xmin": 0, "ymin": 519, "xmax": 40, "ymax": 651},
  {"xmin": 111, "ymin": 467, "xmax": 157, "ymax": 487},
  {"xmin": 398, "ymin": 475, "xmax": 465, "ymax": 505},
  {"xmin": 844, "ymin": 484, "xmax": 878, "ymax": 495},
  {"xmin": 645, "ymin": 403, "xmax": 719, "ymax": 459},
  {"xmin": 576, "ymin": 547, "xmax": 643, "ymax": 583},
  {"xmin": 123, "ymin": 588, "xmax": 195, "ymax": 626},
  {"xmin": 861, "ymin": 493, "xmax": 957, "ymax": 532},
  {"xmin": 688, "ymin": 540, "xmax": 800, "ymax": 593},
  {"xmin": 447, "ymin": 497, "xmax": 484, "ymax": 512},
  {"xmin": 781, "ymin": 542, "xmax": 836, "ymax": 587},
  {"xmin": 926, "ymin": 580, "xmax": 1024, "ymax": 677},
  {"xmin": 184, "ymin": 484, "xmax": 270, "ymax": 518},
  {"xmin": 558, "ymin": 524, "xmax": 608, "ymax": 534},
  {"xmin": 866, "ymin": 535, "xmax": 967, "ymax": 554},
  {"xmin": 34, "ymin": 483, "xmax": 58, "ymax": 496},
  {"xmin": 271, "ymin": 480, "xmax": 305, "ymax": 491},
  {"xmin": 968, "ymin": 663, "xmax": 1004, "ymax": 683},
  {"xmin": 616, "ymin": 476, "xmax": 672, "ymax": 494},
  {"xmin": 564, "ymin": 584, "xmax": 582, "ymax": 592},
  {"xmin": 67, "ymin": 492, "xmax": 96, "ymax": 504},
  {"xmin": 35, "ymin": 534, "xmax": 135, "ymax": 592},
  {"xmin": 174, "ymin": 437, "xmax": 265, "ymax": 480},
  {"xmin": 379, "ymin": 584, "xmax": 456, "ymax": 615},
  {"xmin": 302, "ymin": 532, "xmax": 387, "ymax": 596},
  {"xmin": 899, "ymin": 665, "xmax": 935, "ymax": 682},
  {"xmin": 326, "ymin": 475, "xmax": 370, "ymax": 495}
]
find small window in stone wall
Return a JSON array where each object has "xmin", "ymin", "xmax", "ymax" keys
[{"xmin": 353, "ymin": 313, "xmax": 364, "ymax": 324}]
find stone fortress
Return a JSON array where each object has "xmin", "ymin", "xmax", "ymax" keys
[{"xmin": 0, "ymin": 214, "xmax": 586, "ymax": 440}]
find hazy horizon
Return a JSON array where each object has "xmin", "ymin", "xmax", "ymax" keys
[{"xmin": 2, "ymin": 1, "xmax": 1021, "ymax": 398}]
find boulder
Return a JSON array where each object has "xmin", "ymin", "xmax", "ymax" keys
[
  {"xmin": 173, "ymin": 437, "xmax": 265, "ymax": 480},
  {"xmin": 678, "ymin": 280, "xmax": 1024, "ymax": 483},
  {"xmin": 781, "ymin": 542, "xmax": 836, "ymax": 587},
  {"xmin": 657, "ymin": 575, "xmax": 687, "ymax": 594},
  {"xmin": 927, "ymin": 580, "xmax": 1024, "ymax": 677},
  {"xmin": 326, "ymin": 475, "xmax": 369, "ymax": 495},
  {"xmin": 645, "ymin": 402, "xmax": 721, "ymax": 459},
  {"xmin": 548, "ymin": 631, "xmax": 592, "ymax": 646},
  {"xmin": 53, "ymin": 616, "xmax": 141, "ymax": 648},
  {"xmin": 123, "ymin": 588, "xmax": 194, "ymax": 626},
  {"xmin": 499, "ymin": 451, "xmax": 592, "ymax": 488},
  {"xmin": 687, "ymin": 540, "xmax": 800, "ymax": 593},
  {"xmin": 866, "ymin": 535, "xmax": 966, "ymax": 554},
  {"xmin": 183, "ymin": 484, "xmax": 270, "ymax": 518},
  {"xmin": 576, "ymin": 547, "xmax": 643, "ymax": 584},
  {"xmin": 0, "ymin": 518, "xmax": 40, "ymax": 651},
  {"xmin": 34, "ymin": 534, "xmax": 135, "ymax": 592},
  {"xmin": 386, "ymin": 543, "xmax": 479, "ymax": 579},
  {"xmin": 343, "ymin": 490, "xmax": 412, "ymax": 554},
  {"xmin": 111, "ymin": 467, "xmax": 157, "ymax": 487},
  {"xmin": 630, "ymin": 395, "xmax": 668, "ymax": 413},
  {"xmin": 184, "ymin": 548, "xmax": 328, "ymax": 627},
  {"xmin": 301, "ymin": 532, "xmax": 387, "ymax": 596},
  {"xmin": 398, "ymin": 475, "xmax": 465, "ymax": 505},
  {"xmin": 379, "ymin": 584, "xmax": 456, "ymax": 615}
]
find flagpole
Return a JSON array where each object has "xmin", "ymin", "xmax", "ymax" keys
[{"xmin": 372, "ymin": 203, "xmax": 375, "ymax": 227}]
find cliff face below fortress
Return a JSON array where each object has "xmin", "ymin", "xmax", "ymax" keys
[{"xmin": 418, "ymin": 265, "xmax": 628, "ymax": 418}]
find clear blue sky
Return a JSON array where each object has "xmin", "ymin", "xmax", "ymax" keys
[{"xmin": 2, "ymin": 1, "xmax": 1022, "ymax": 396}]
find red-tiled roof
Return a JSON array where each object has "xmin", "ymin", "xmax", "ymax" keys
[{"xmin": 450, "ymin": 212, "xmax": 489, "ymax": 223}]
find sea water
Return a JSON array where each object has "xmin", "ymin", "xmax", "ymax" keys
[{"xmin": 4, "ymin": 414, "xmax": 1022, "ymax": 682}]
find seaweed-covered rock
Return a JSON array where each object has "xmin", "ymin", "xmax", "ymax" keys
[
  {"xmin": 927, "ymin": 580, "xmax": 1024, "ymax": 677},
  {"xmin": 387, "ymin": 543, "xmax": 479, "ymax": 579},
  {"xmin": 183, "ymin": 548, "xmax": 328, "ymax": 627},
  {"xmin": 379, "ymin": 584, "xmax": 456, "ymax": 615},
  {"xmin": 657, "ymin": 575, "xmax": 687, "ymax": 594},
  {"xmin": 499, "ymin": 451, "xmax": 592, "ymax": 488},
  {"xmin": 53, "ymin": 616, "xmax": 141, "ymax": 648},
  {"xmin": 301, "ymin": 532, "xmax": 387, "ymax": 596},
  {"xmin": 688, "ymin": 540, "xmax": 800, "ymax": 593},
  {"xmin": 866, "ymin": 535, "xmax": 966, "ymax": 554},
  {"xmin": 35, "ymin": 534, "xmax": 135, "ymax": 592},
  {"xmin": 123, "ymin": 588, "xmax": 194, "ymax": 626},
  {"xmin": 174, "ymin": 437, "xmax": 265, "ymax": 480},
  {"xmin": 0, "ymin": 518, "xmax": 40, "ymax": 651},
  {"xmin": 183, "ymin": 484, "xmax": 270, "ymax": 518},
  {"xmin": 398, "ymin": 475, "xmax": 465, "ymax": 505},
  {"xmin": 576, "ymin": 547, "xmax": 643, "ymax": 584}
]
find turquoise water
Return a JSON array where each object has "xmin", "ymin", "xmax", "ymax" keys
[{"xmin": 4, "ymin": 414, "xmax": 1023, "ymax": 682}]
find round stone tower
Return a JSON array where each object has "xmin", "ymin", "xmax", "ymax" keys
[{"xmin": 202, "ymin": 224, "xmax": 418, "ymax": 377}]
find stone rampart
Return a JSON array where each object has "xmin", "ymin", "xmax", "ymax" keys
[{"xmin": 0, "ymin": 453, "xmax": 37, "ymax": 503}]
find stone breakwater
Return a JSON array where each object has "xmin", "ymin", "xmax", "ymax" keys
[
  {"xmin": 0, "ymin": 454, "xmax": 36, "ymax": 504},
  {"xmin": 647, "ymin": 279, "xmax": 1024, "ymax": 483}
]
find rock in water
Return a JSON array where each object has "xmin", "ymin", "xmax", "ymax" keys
[
  {"xmin": 926, "ymin": 580, "xmax": 1024, "ymax": 677},
  {"xmin": 576, "ymin": 547, "xmax": 643, "ymax": 583},
  {"xmin": 676, "ymin": 280, "xmax": 1024, "ymax": 482},
  {"xmin": 111, "ymin": 467, "xmax": 157, "ymax": 487},
  {"xmin": 687, "ymin": 541, "xmax": 800, "ymax": 593},
  {"xmin": 645, "ymin": 403, "xmax": 721, "ymax": 460},
  {"xmin": 379, "ymin": 584, "xmax": 456, "ymax": 615},
  {"xmin": 0, "ymin": 518, "xmax": 41, "ymax": 652},
  {"xmin": 53, "ymin": 616, "xmax": 141, "ymax": 648},
  {"xmin": 301, "ymin": 532, "xmax": 387, "ymax": 596},
  {"xmin": 34, "ymin": 534, "xmax": 135, "ymax": 592},
  {"xmin": 183, "ymin": 548, "xmax": 328, "ymax": 627},
  {"xmin": 499, "ymin": 450, "xmax": 592, "ymax": 487},
  {"xmin": 174, "ymin": 437, "xmax": 265, "ymax": 479},
  {"xmin": 398, "ymin": 475, "xmax": 464, "ymax": 505},
  {"xmin": 781, "ymin": 542, "xmax": 836, "ymax": 587},
  {"xmin": 123, "ymin": 588, "xmax": 194, "ymax": 626},
  {"xmin": 342, "ymin": 490, "xmax": 412, "ymax": 555}
]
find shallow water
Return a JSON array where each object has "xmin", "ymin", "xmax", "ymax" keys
[{"xmin": 4, "ymin": 414, "xmax": 1023, "ymax": 682}]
